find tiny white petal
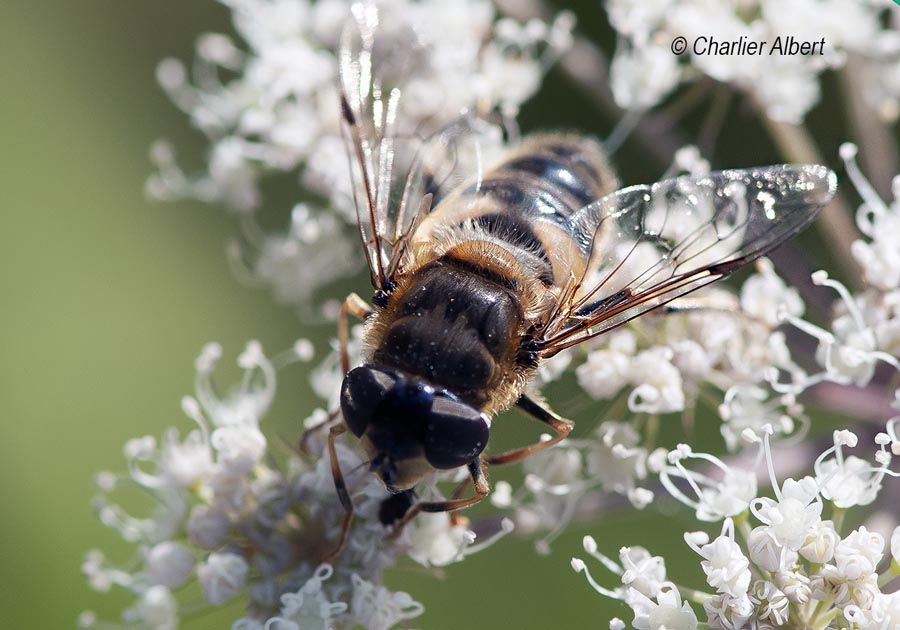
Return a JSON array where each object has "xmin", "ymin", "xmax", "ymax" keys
[
  {"xmin": 145, "ymin": 542, "xmax": 195, "ymax": 588},
  {"xmin": 198, "ymin": 552, "xmax": 248, "ymax": 605}
]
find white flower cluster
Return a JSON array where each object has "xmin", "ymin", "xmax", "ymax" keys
[
  {"xmin": 570, "ymin": 257, "xmax": 806, "ymax": 451},
  {"xmin": 772, "ymin": 144, "xmax": 900, "ymax": 393},
  {"xmin": 604, "ymin": 0, "xmax": 900, "ymax": 123},
  {"xmin": 565, "ymin": 147, "xmax": 900, "ymax": 618},
  {"xmin": 491, "ymin": 420, "xmax": 653, "ymax": 554},
  {"xmin": 561, "ymin": 147, "xmax": 807, "ymax": 449},
  {"xmin": 148, "ymin": 0, "xmax": 572, "ymax": 309},
  {"xmin": 82, "ymin": 341, "xmax": 505, "ymax": 630},
  {"xmin": 90, "ymin": 0, "xmax": 900, "ymax": 624},
  {"xmin": 492, "ymin": 144, "xmax": 900, "ymax": 558},
  {"xmin": 574, "ymin": 422, "xmax": 900, "ymax": 630},
  {"xmin": 842, "ymin": 142, "xmax": 900, "ymax": 354},
  {"xmin": 573, "ymin": 275, "xmax": 803, "ymax": 435}
]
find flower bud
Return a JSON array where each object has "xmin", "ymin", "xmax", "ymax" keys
[
  {"xmin": 198, "ymin": 552, "xmax": 248, "ymax": 605},
  {"xmin": 834, "ymin": 527, "xmax": 884, "ymax": 581},
  {"xmin": 774, "ymin": 568, "xmax": 811, "ymax": 604},
  {"xmin": 799, "ymin": 520, "xmax": 838, "ymax": 564},
  {"xmin": 747, "ymin": 526, "xmax": 781, "ymax": 572},
  {"xmin": 750, "ymin": 580, "xmax": 790, "ymax": 626},
  {"xmin": 145, "ymin": 542, "xmax": 195, "ymax": 588}
]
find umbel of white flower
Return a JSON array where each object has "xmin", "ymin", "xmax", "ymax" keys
[
  {"xmin": 604, "ymin": 0, "xmax": 900, "ymax": 123},
  {"xmin": 85, "ymin": 0, "xmax": 900, "ymax": 623},
  {"xmin": 82, "ymin": 341, "xmax": 514, "ymax": 629},
  {"xmin": 573, "ymin": 423, "xmax": 900, "ymax": 630}
]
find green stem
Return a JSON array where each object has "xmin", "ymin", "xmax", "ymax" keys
[
  {"xmin": 678, "ymin": 585, "xmax": 713, "ymax": 605},
  {"xmin": 812, "ymin": 605, "xmax": 843, "ymax": 630},
  {"xmin": 697, "ymin": 85, "xmax": 732, "ymax": 156},
  {"xmin": 733, "ymin": 510, "xmax": 753, "ymax": 543},
  {"xmin": 809, "ymin": 593, "xmax": 836, "ymax": 630},
  {"xmin": 878, "ymin": 559, "xmax": 900, "ymax": 588},
  {"xmin": 696, "ymin": 387, "xmax": 724, "ymax": 414},
  {"xmin": 645, "ymin": 414, "xmax": 659, "ymax": 451},
  {"xmin": 665, "ymin": 79, "xmax": 715, "ymax": 124},
  {"xmin": 831, "ymin": 505, "xmax": 846, "ymax": 535}
]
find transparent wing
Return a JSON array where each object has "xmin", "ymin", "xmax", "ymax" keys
[
  {"xmin": 338, "ymin": 2, "xmax": 498, "ymax": 294},
  {"xmin": 539, "ymin": 164, "xmax": 837, "ymax": 355}
]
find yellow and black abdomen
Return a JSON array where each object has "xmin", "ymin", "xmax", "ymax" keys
[
  {"xmin": 482, "ymin": 134, "xmax": 616, "ymax": 222},
  {"xmin": 414, "ymin": 134, "xmax": 618, "ymax": 295}
]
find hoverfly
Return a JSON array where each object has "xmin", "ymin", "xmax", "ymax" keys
[{"xmin": 323, "ymin": 2, "xmax": 837, "ymax": 554}]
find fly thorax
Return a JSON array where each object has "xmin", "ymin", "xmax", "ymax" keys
[{"xmin": 372, "ymin": 262, "xmax": 524, "ymax": 408}]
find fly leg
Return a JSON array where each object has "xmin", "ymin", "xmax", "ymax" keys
[
  {"xmin": 323, "ymin": 424, "xmax": 354, "ymax": 562},
  {"xmin": 319, "ymin": 293, "xmax": 376, "ymax": 561},
  {"xmin": 297, "ymin": 408, "xmax": 340, "ymax": 456},
  {"xmin": 483, "ymin": 394, "xmax": 573, "ymax": 466},
  {"xmin": 299, "ymin": 293, "xmax": 373, "ymax": 455},
  {"xmin": 388, "ymin": 459, "xmax": 490, "ymax": 539},
  {"xmin": 339, "ymin": 292, "xmax": 374, "ymax": 374},
  {"xmin": 447, "ymin": 471, "xmax": 479, "ymax": 527}
]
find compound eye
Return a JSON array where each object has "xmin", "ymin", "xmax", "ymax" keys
[
  {"xmin": 340, "ymin": 366, "xmax": 395, "ymax": 437},
  {"xmin": 423, "ymin": 397, "xmax": 489, "ymax": 469}
]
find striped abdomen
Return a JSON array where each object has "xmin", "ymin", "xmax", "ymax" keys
[
  {"xmin": 477, "ymin": 134, "xmax": 616, "ymax": 222},
  {"xmin": 415, "ymin": 134, "xmax": 618, "ymax": 291}
]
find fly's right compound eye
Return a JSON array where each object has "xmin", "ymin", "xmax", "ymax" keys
[
  {"xmin": 340, "ymin": 366, "xmax": 396, "ymax": 437},
  {"xmin": 423, "ymin": 396, "xmax": 489, "ymax": 469}
]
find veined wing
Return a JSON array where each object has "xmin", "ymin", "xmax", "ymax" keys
[
  {"xmin": 338, "ymin": 1, "xmax": 499, "ymax": 298},
  {"xmin": 538, "ymin": 164, "xmax": 837, "ymax": 355}
]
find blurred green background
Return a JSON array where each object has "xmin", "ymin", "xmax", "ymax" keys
[{"xmin": 1, "ymin": 1, "xmax": 888, "ymax": 628}]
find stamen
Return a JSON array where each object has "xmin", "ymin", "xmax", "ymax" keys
[
  {"xmin": 839, "ymin": 142, "xmax": 889, "ymax": 236},
  {"xmin": 760, "ymin": 425, "xmax": 782, "ymax": 501},
  {"xmin": 465, "ymin": 518, "xmax": 515, "ymax": 557},
  {"xmin": 582, "ymin": 536, "xmax": 624, "ymax": 575},
  {"xmin": 669, "ymin": 446, "xmax": 707, "ymax": 502},
  {"xmin": 180, "ymin": 396, "xmax": 210, "ymax": 445},
  {"xmin": 812, "ymin": 271, "xmax": 867, "ymax": 335},
  {"xmin": 571, "ymin": 558, "xmax": 623, "ymax": 599}
]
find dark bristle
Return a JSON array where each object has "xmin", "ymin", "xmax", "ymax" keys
[
  {"xmin": 373, "ymin": 281, "xmax": 396, "ymax": 308},
  {"xmin": 517, "ymin": 335, "xmax": 541, "ymax": 368},
  {"xmin": 340, "ymin": 94, "xmax": 356, "ymax": 125}
]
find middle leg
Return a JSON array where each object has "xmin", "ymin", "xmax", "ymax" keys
[{"xmin": 483, "ymin": 394, "xmax": 573, "ymax": 466}]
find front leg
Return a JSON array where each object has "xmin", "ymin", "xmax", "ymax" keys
[
  {"xmin": 388, "ymin": 459, "xmax": 490, "ymax": 539},
  {"xmin": 339, "ymin": 292, "xmax": 374, "ymax": 374},
  {"xmin": 323, "ymin": 424, "xmax": 355, "ymax": 562},
  {"xmin": 299, "ymin": 293, "xmax": 374, "ymax": 455},
  {"xmin": 318, "ymin": 293, "xmax": 375, "ymax": 561}
]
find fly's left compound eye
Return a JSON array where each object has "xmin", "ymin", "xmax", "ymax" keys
[
  {"xmin": 340, "ymin": 366, "xmax": 396, "ymax": 437},
  {"xmin": 423, "ymin": 397, "xmax": 489, "ymax": 469}
]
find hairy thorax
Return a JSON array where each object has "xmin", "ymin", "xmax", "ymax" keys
[{"xmin": 365, "ymin": 260, "xmax": 529, "ymax": 413}]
